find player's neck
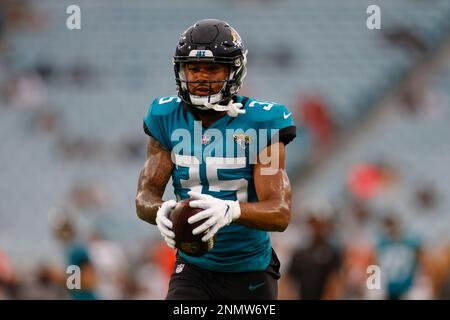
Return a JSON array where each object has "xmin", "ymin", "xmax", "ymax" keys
[{"xmin": 193, "ymin": 108, "xmax": 228, "ymax": 128}]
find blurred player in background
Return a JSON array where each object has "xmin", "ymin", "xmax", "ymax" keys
[
  {"xmin": 287, "ymin": 208, "xmax": 343, "ymax": 300},
  {"xmin": 135, "ymin": 19, "xmax": 296, "ymax": 299},
  {"xmin": 52, "ymin": 216, "xmax": 98, "ymax": 300},
  {"xmin": 376, "ymin": 214, "xmax": 422, "ymax": 300}
]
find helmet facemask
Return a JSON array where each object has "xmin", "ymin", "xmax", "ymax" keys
[
  {"xmin": 174, "ymin": 51, "xmax": 248, "ymax": 110},
  {"xmin": 177, "ymin": 63, "xmax": 229, "ymax": 109}
]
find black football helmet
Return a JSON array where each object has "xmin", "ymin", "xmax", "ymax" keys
[{"xmin": 173, "ymin": 19, "xmax": 248, "ymax": 109}]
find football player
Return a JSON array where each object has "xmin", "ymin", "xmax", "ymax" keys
[{"xmin": 136, "ymin": 19, "xmax": 296, "ymax": 299}]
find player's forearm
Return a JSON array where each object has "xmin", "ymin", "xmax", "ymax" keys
[
  {"xmin": 135, "ymin": 139, "xmax": 173, "ymax": 225},
  {"xmin": 237, "ymin": 199, "xmax": 291, "ymax": 232},
  {"xmin": 135, "ymin": 190, "xmax": 163, "ymax": 225}
]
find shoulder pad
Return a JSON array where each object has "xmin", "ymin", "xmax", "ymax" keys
[
  {"xmin": 244, "ymin": 98, "xmax": 291, "ymax": 122},
  {"xmin": 150, "ymin": 96, "xmax": 182, "ymax": 116}
]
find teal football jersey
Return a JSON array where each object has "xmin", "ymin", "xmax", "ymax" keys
[
  {"xmin": 143, "ymin": 95, "xmax": 296, "ymax": 272},
  {"xmin": 377, "ymin": 236, "xmax": 421, "ymax": 297}
]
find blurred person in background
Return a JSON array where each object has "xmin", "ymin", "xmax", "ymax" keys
[
  {"xmin": 287, "ymin": 204, "xmax": 343, "ymax": 299},
  {"xmin": 51, "ymin": 215, "xmax": 98, "ymax": 300},
  {"xmin": 22, "ymin": 264, "xmax": 69, "ymax": 299},
  {"xmin": 415, "ymin": 240, "xmax": 449, "ymax": 299},
  {"xmin": 414, "ymin": 182, "xmax": 439, "ymax": 214},
  {"xmin": 375, "ymin": 213, "xmax": 423, "ymax": 300},
  {"xmin": 87, "ymin": 231, "xmax": 129, "ymax": 299},
  {"xmin": 337, "ymin": 201, "xmax": 377, "ymax": 299},
  {"xmin": 346, "ymin": 160, "xmax": 399, "ymax": 201},
  {"xmin": 131, "ymin": 241, "xmax": 175, "ymax": 300},
  {"xmin": 0, "ymin": 249, "xmax": 17, "ymax": 299},
  {"xmin": 151, "ymin": 241, "xmax": 176, "ymax": 283},
  {"xmin": 384, "ymin": 26, "xmax": 428, "ymax": 56},
  {"xmin": 296, "ymin": 92, "xmax": 334, "ymax": 160},
  {"xmin": 436, "ymin": 243, "xmax": 450, "ymax": 299},
  {"xmin": 3, "ymin": 70, "xmax": 47, "ymax": 110}
]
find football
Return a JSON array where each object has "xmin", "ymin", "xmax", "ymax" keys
[{"xmin": 169, "ymin": 198, "xmax": 215, "ymax": 257}]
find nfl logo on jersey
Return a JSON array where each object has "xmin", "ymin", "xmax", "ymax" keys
[{"xmin": 202, "ymin": 134, "xmax": 211, "ymax": 145}]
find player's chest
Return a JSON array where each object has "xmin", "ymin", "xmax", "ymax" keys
[{"xmin": 169, "ymin": 116, "xmax": 259, "ymax": 165}]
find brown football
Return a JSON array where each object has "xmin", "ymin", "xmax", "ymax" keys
[{"xmin": 169, "ymin": 198, "xmax": 215, "ymax": 257}]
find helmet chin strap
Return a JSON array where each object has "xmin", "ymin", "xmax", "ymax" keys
[
  {"xmin": 203, "ymin": 100, "xmax": 245, "ymax": 117},
  {"xmin": 186, "ymin": 77, "xmax": 245, "ymax": 117},
  {"xmin": 189, "ymin": 91, "xmax": 222, "ymax": 108}
]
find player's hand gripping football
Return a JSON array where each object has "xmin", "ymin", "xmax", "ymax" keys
[
  {"xmin": 155, "ymin": 199, "xmax": 177, "ymax": 249},
  {"xmin": 187, "ymin": 191, "xmax": 241, "ymax": 242}
]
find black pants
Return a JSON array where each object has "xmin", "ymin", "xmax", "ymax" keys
[{"xmin": 166, "ymin": 248, "xmax": 281, "ymax": 300}]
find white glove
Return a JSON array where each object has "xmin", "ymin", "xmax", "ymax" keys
[
  {"xmin": 204, "ymin": 100, "xmax": 246, "ymax": 118},
  {"xmin": 187, "ymin": 191, "xmax": 241, "ymax": 242},
  {"xmin": 155, "ymin": 199, "xmax": 177, "ymax": 249}
]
